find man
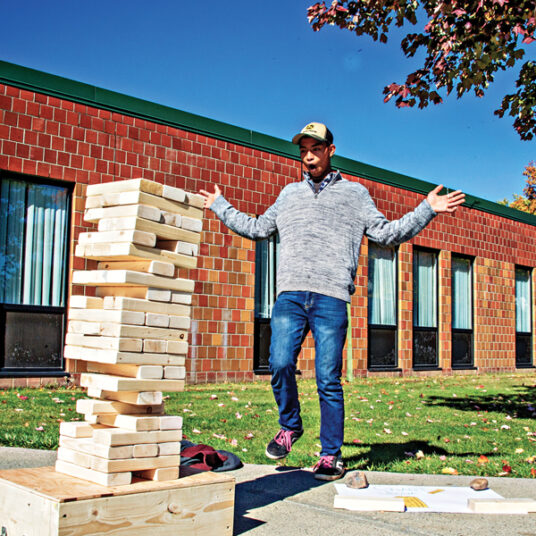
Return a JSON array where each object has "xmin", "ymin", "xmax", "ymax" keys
[{"xmin": 199, "ymin": 122, "xmax": 465, "ymax": 481}]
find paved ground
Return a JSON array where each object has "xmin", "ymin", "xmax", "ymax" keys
[{"xmin": 1, "ymin": 447, "xmax": 535, "ymax": 535}]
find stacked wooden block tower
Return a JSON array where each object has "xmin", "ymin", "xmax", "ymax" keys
[{"xmin": 56, "ymin": 178, "xmax": 204, "ymax": 486}]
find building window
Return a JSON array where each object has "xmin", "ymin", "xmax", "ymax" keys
[
  {"xmin": 413, "ymin": 249, "xmax": 438, "ymax": 368},
  {"xmin": 253, "ymin": 234, "xmax": 279, "ymax": 373},
  {"xmin": 0, "ymin": 175, "xmax": 71, "ymax": 373},
  {"xmin": 451, "ymin": 255, "xmax": 473, "ymax": 368},
  {"xmin": 368, "ymin": 243, "xmax": 397, "ymax": 369},
  {"xmin": 515, "ymin": 266, "xmax": 533, "ymax": 367}
]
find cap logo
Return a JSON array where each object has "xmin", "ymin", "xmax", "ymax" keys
[{"xmin": 304, "ymin": 124, "xmax": 316, "ymax": 131}]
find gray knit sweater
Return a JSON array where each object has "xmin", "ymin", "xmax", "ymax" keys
[{"xmin": 210, "ymin": 172, "xmax": 436, "ymax": 302}]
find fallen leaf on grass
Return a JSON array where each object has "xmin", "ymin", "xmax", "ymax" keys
[
  {"xmin": 35, "ymin": 426, "xmax": 44, "ymax": 431},
  {"xmin": 213, "ymin": 433, "xmax": 226, "ymax": 440},
  {"xmin": 244, "ymin": 432, "xmax": 254, "ymax": 440},
  {"xmin": 442, "ymin": 467, "xmax": 458, "ymax": 475},
  {"xmin": 478, "ymin": 455, "xmax": 489, "ymax": 465},
  {"xmin": 192, "ymin": 428, "xmax": 201, "ymax": 434},
  {"xmin": 531, "ymin": 468, "xmax": 536, "ymax": 478}
]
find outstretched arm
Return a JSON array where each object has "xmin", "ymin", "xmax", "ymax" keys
[
  {"xmin": 199, "ymin": 185, "xmax": 278, "ymax": 240},
  {"xmin": 426, "ymin": 184, "xmax": 465, "ymax": 213}
]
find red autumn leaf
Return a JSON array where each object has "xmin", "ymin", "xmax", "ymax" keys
[
  {"xmin": 530, "ymin": 468, "xmax": 536, "ymax": 477},
  {"xmin": 502, "ymin": 464, "xmax": 512, "ymax": 474}
]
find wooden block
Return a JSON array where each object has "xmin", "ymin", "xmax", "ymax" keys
[
  {"xmin": 0, "ymin": 466, "xmax": 234, "ymax": 535},
  {"xmin": 181, "ymin": 215, "xmax": 203, "ymax": 233},
  {"xmin": 104, "ymin": 296, "xmax": 191, "ymax": 317},
  {"xmin": 143, "ymin": 339, "xmax": 167, "ymax": 353},
  {"xmin": 97, "ymin": 414, "xmax": 161, "ymax": 431},
  {"xmin": 98, "ymin": 216, "xmax": 201, "ymax": 244},
  {"xmin": 157, "ymin": 239, "xmax": 199, "ymax": 257},
  {"xmin": 92, "ymin": 428, "xmax": 182, "ymax": 446},
  {"xmin": 162, "ymin": 184, "xmax": 186, "ymax": 203},
  {"xmin": 86, "ymin": 362, "xmax": 164, "ymax": 379},
  {"xmin": 145, "ymin": 312, "xmax": 170, "ymax": 328},
  {"xmin": 97, "ymin": 259, "xmax": 175, "ymax": 277},
  {"xmin": 64, "ymin": 346, "xmax": 185, "ymax": 365},
  {"xmin": 467, "ymin": 498, "xmax": 536, "ymax": 514},
  {"xmin": 57, "ymin": 446, "xmax": 92, "ymax": 468},
  {"xmin": 76, "ymin": 398, "xmax": 164, "ymax": 415},
  {"xmin": 170, "ymin": 291, "xmax": 193, "ymax": 305},
  {"xmin": 86, "ymin": 189, "xmax": 204, "ymax": 219},
  {"xmin": 159, "ymin": 415, "xmax": 183, "ymax": 430},
  {"xmin": 99, "ymin": 323, "xmax": 188, "ymax": 342},
  {"xmin": 184, "ymin": 191, "xmax": 205, "ymax": 209},
  {"xmin": 132, "ymin": 443, "xmax": 159, "ymax": 458},
  {"xmin": 59, "ymin": 436, "xmax": 134, "ymax": 460},
  {"xmin": 86, "ymin": 389, "xmax": 163, "ymax": 406},
  {"xmin": 76, "ymin": 242, "xmax": 197, "ymax": 269},
  {"xmin": 166, "ymin": 340, "xmax": 189, "ymax": 355},
  {"xmin": 68, "ymin": 308, "xmax": 145, "ymax": 325},
  {"xmin": 55, "ymin": 459, "xmax": 132, "ymax": 486},
  {"xmin": 59, "ymin": 421, "xmax": 96, "ymax": 439},
  {"xmin": 91, "ymin": 454, "xmax": 181, "ymax": 474},
  {"xmin": 333, "ymin": 495, "xmax": 406, "ymax": 512},
  {"xmin": 65, "ymin": 333, "xmax": 143, "ymax": 352},
  {"xmin": 81, "ymin": 373, "xmax": 185, "ymax": 393},
  {"xmin": 158, "ymin": 442, "xmax": 181, "ymax": 456},
  {"xmin": 84, "ymin": 203, "xmax": 161, "ymax": 223},
  {"xmin": 161, "ymin": 210, "xmax": 181, "ymax": 227},
  {"xmin": 146, "ymin": 287, "xmax": 171, "ymax": 301},
  {"xmin": 67, "ymin": 320, "xmax": 100, "ymax": 335},
  {"xmin": 78, "ymin": 229, "xmax": 157, "ymax": 247},
  {"xmin": 69, "ymin": 295, "xmax": 104, "ymax": 309},
  {"xmin": 134, "ymin": 466, "xmax": 179, "ymax": 481},
  {"xmin": 72, "ymin": 269, "xmax": 195, "ymax": 293},
  {"xmin": 86, "ymin": 178, "xmax": 163, "ymax": 197},
  {"xmin": 163, "ymin": 366, "xmax": 186, "ymax": 380},
  {"xmin": 169, "ymin": 315, "xmax": 190, "ymax": 330},
  {"xmin": 95, "ymin": 286, "xmax": 149, "ymax": 299}
]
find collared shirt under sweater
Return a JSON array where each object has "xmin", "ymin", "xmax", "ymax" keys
[{"xmin": 210, "ymin": 171, "xmax": 436, "ymax": 303}]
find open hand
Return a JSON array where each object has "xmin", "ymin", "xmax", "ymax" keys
[
  {"xmin": 199, "ymin": 185, "xmax": 222, "ymax": 209},
  {"xmin": 427, "ymin": 184, "xmax": 465, "ymax": 214}
]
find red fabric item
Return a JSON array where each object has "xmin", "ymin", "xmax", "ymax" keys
[{"xmin": 180, "ymin": 444, "xmax": 228, "ymax": 471}]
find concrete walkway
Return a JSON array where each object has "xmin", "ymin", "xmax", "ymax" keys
[{"xmin": 1, "ymin": 447, "xmax": 535, "ymax": 535}]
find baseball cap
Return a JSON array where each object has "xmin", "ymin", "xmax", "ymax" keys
[{"xmin": 292, "ymin": 122, "xmax": 334, "ymax": 145}]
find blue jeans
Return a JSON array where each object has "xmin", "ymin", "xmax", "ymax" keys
[{"xmin": 269, "ymin": 291, "xmax": 348, "ymax": 456}]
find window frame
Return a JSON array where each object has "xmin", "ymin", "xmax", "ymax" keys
[
  {"xmin": 0, "ymin": 171, "xmax": 73, "ymax": 377},
  {"xmin": 515, "ymin": 265, "xmax": 533, "ymax": 368},
  {"xmin": 451, "ymin": 254, "xmax": 475, "ymax": 369},
  {"xmin": 367, "ymin": 243, "xmax": 399, "ymax": 370},
  {"xmin": 412, "ymin": 247, "xmax": 439, "ymax": 369}
]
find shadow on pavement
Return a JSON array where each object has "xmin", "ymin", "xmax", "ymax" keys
[{"xmin": 233, "ymin": 466, "xmax": 324, "ymax": 534}]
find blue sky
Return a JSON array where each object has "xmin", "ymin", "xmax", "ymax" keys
[{"xmin": 2, "ymin": 1, "xmax": 534, "ymax": 204}]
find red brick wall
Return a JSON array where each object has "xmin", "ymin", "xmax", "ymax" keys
[{"xmin": 1, "ymin": 82, "xmax": 536, "ymax": 386}]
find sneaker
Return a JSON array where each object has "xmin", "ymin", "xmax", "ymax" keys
[
  {"xmin": 313, "ymin": 455, "xmax": 345, "ymax": 481},
  {"xmin": 265, "ymin": 428, "xmax": 303, "ymax": 460}
]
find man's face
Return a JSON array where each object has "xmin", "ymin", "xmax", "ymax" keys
[{"xmin": 299, "ymin": 137, "xmax": 335, "ymax": 180}]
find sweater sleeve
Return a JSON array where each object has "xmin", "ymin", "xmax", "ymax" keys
[
  {"xmin": 361, "ymin": 188, "xmax": 437, "ymax": 246},
  {"xmin": 210, "ymin": 194, "xmax": 279, "ymax": 240}
]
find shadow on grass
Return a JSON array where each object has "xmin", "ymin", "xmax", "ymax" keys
[
  {"xmin": 233, "ymin": 466, "xmax": 325, "ymax": 534},
  {"xmin": 424, "ymin": 385, "xmax": 536, "ymax": 418}
]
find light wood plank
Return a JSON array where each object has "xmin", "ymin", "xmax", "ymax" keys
[
  {"xmin": 68, "ymin": 308, "xmax": 145, "ymax": 325},
  {"xmin": 97, "ymin": 414, "xmax": 162, "ymax": 431},
  {"xmin": 159, "ymin": 416, "xmax": 183, "ymax": 430},
  {"xmin": 468, "ymin": 498, "xmax": 536, "ymax": 514},
  {"xmin": 86, "ymin": 362, "xmax": 164, "ymax": 379},
  {"xmin": 55, "ymin": 459, "xmax": 132, "ymax": 486},
  {"xmin": 170, "ymin": 291, "xmax": 193, "ymax": 305},
  {"xmin": 163, "ymin": 366, "xmax": 186, "ymax": 380},
  {"xmin": 134, "ymin": 466, "xmax": 179, "ymax": 481},
  {"xmin": 146, "ymin": 312, "xmax": 170, "ymax": 328},
  {"xmin": 78, "ymin": 229, "xmax": 157, "ymax": 247},
  {"xmin": 181, "ymin": 215, "xmax": 203, "ymax": 233},
  {"xmin": 132, "ymin": 443, "xmax": 159, "ymax": 458},
  {"xmin": 86, "ymin": 178, "xmax": 163, "ymax": 197},
  {"xmin": 146, "ymin": 287, "xmax": 172, "ymax": 301},
  {"xmin": 76, "ymin": 398, "xmax": 164, "ymax": 415},
  {"xmin": 166, "ymin": 340, "xmax": 189, "ymax": 355},
  {"xmin": 69, "ymin": 295, "xmax": 104, "ymax": 309},
  {"xmin": 158, "ymin": 442, "xmax": 181, "ymax": 456},
  {"xmin": 86, "ymin": 389, "xmax": 163, "ymax": 406},
  {"xmin": 99, "ymin": 323, "xmax": 188, "ymax": 342},
  {"xmin": 91, "ymin": 454, "xmax": 181, "ymax": 474},
  {"xmin": 59, "ymin": 436, "xmax": 134, "ymax": 460},
  {"xmin": 92, "ymin": 428, "xmax": 182, "ymax": 446},
  {"xmin": 59, "ymin": 421, "xmax": 103, "ymax": 439},
  {"xmin": 161, "ymin": 184, "xmax": 186, "ymax": 203},
  {"xmin": 103, "ymin": 295, "xmax": 190, "ymax": 317},
  {"xmin": 57, "ymin": 446, "xmax": 92, "ymax": 468},
  {"xmin": 65, "ymin": 333, "xmax": 143, "ymax": 352},
  {"xmin": 169, "ymin": 315, "xmax": 190, "ymax": 330},
  {"xmin": 98, "ymin": 216, "xmax": 201, "ymax": 244},
  {"xmin": 95, "ymin": 286, "xmax": 149, "ymax": 299},
  {"xmin": 84, "ymin": 203, "xmax": 161, "ymax": 223},
  {"xmin": 64, "ymin": 345, "xmax": 184, "ymax": 365},
  {"xmin": 72, "ymin": 269, "xmax": 195, "ymax": 293},
  {"xmin": 156, "ymin": 239, "xmax": 199, "ymax": 256},
  {"xmin": 81, "ymin": 373, "xmax": 185, "ymax": 392},
  {"xmin": 97, "ymin": 259, "xmax": 175, "ymax": 277}
]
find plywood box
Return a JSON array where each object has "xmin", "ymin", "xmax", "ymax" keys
[{"xmin": 0, "ymin": 466, "xmax": 234, "ymax": 536}]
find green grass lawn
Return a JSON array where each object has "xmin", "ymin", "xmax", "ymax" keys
[{"xmin": 1, "ymin": 373, "xmax": 535, "ymax": 478}]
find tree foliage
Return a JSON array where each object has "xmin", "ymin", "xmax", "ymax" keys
[
  {"xmin": 307, "ymin": 1, "xmax": 536, "ymax": 140},
  {"xmin": 500, "ymin": 162, "xmax": 536, "ymax": 213}
]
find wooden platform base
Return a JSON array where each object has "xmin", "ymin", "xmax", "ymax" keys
[{"xmin": 0, "ymin": 466, "xmax": 234, "ymax": 535}]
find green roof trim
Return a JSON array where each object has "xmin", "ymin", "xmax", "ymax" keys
[{"xmin": 1, "ymin": 60, "xmax": 535, "ymax": 226}]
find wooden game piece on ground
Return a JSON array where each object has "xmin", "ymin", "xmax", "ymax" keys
[{"xmin": 467, "ymin": 498, "xmax": 536, "ymax": 514}]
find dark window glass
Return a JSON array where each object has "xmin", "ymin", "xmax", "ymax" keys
[
  {"xmin": 516, "ymin": 334, "xmax": 532, "ymax": 367},
  {"xmin": 414, "ymin": 329, "xmax": 438, "ymax": 367},
  {"xmin": 515, "ymin": 267, "xmax": 533, "ymax": 367},
  {"xmin": 369, "ymin": 328, "xmax": 397, "ymax": 369},
  {"xmin": 452, "ymin": 331, "xmax": 472, "ymax": 368}
]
